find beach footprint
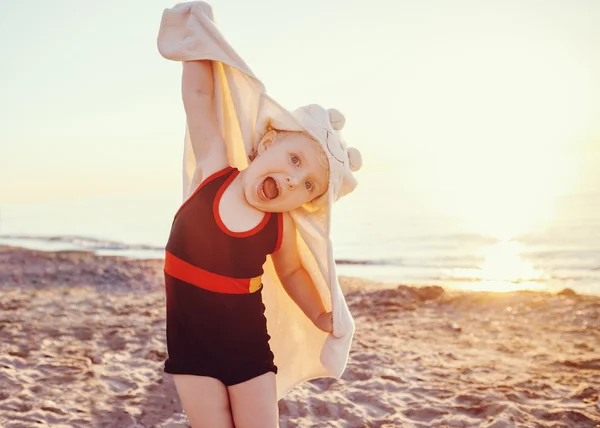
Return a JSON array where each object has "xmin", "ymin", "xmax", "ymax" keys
[
  {"xmin": 340, "ymin": 365, "xmax": 372, "ymax": 381},
  {"xmin": 346, "ymin": 390, "xmax": 397, "ymax": 418},
  {"xmin": 101, "ymin": 377, "xmax": 137, "ymax": 394}
]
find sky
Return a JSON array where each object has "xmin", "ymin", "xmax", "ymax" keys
[{"xmin": 1, "ymin": 0, "xmax": 599, "ymax": 217}]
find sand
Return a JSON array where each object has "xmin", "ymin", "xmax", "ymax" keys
[{"xmin": 1, "ymin": 245, "xmax": 599, "ymax": 427}]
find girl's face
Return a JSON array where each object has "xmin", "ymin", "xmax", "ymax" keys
[{"xmin": 241, "ymin": 131, "xmax": 329, "ymax": 213}]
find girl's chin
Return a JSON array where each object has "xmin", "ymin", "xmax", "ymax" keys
[{"xmin": 248, "ymin": 198, "xmax": 273, "ymax": 211}]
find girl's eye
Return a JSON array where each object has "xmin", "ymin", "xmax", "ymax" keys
[
  {"xmin": 291, "ymin": 155, "xmax": 299, "ymax": 165},
  {"xmin": 305, "ymin": 182, "xmax": 313, "ymax": 191}
]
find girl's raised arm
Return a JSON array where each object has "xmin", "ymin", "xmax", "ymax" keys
[{"xmin": 181, "ymin": 60, "xmax": 228, "ymax": 174}]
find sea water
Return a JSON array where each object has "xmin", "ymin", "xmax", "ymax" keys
[{"xmin": 1, "ymin": 173, "xmax": 598, "ymax": 295}]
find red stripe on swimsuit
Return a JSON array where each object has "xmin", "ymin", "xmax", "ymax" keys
[{"xmin": 164, "ymin": 166, "xmax": 283, "ymax": 294}]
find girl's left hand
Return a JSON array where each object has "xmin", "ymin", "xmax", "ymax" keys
[{"xmin": 315, "ymin": 311, "xmax": 333, "ymax": 334}]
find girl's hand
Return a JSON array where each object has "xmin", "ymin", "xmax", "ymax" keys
[{"xmin": 314, "ymin": 311, "xmax": 333, "ymax": 334}]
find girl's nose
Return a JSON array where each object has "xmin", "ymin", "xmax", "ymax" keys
[{"xmin": 286, "ymin": 175, "xmax": 299, "ymax": 189}]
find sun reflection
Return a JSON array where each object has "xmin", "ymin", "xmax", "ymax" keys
[{"xmin": 445, "ymin": 240, "xmax": 549, "ymax": 292}]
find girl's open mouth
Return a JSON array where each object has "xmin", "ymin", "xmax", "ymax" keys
[{"xmin": 260, "ymin": 177, "xmax": 279, "ymax": 200}]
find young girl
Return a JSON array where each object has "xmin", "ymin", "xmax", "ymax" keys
[{"xmin": 158, "ymin": 3, "xmax": 362, "ymax": 427}]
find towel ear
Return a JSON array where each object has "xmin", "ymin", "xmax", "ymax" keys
[
  {"xmin": 347, "ymin": 147, "xmax": 362, "ymax": 172},
  {"xmin": 328, "ymin": 108, "xmax": 345, "ymax": 131}
]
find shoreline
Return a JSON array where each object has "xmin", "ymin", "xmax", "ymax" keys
[
  {"xmin": 0, "ymin": 243, "xmax": 596, "ymax": 298},
  {"xmin": 1, "ymin": 245, "xmax": 599, "ymax": 427}
]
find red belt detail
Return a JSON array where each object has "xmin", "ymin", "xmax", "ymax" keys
[{"xmin": 164, "ymin": 250, "xmax": 254, "ymax": 294}]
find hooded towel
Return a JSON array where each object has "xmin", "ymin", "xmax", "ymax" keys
[{"xmin": 157, "ymin": 1, "xmax": 356, "ymax": 399}]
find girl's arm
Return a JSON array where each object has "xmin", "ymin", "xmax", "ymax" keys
[
  {"xmin": 181, "ymin": 60, "xmax": 228, "ymax": 178},
  {"xmin": 271, "ymin": 212, "xmax": 333, "ymax": 334}
]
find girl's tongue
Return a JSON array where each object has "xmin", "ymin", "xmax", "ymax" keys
[{"xmin": 263, "ymin": 177, "xmax": 279, "ymax": 199}]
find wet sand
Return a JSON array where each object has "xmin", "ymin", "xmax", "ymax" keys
[{"xmin": 1, "ymin": 245, "xmax": 599, "ymax": 427}]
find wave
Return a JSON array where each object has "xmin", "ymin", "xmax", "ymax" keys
[
  {"xmin": 0, "ymin": 234, "xmax": 163, "ymax": 251},
  {"xmin": 0, "ymin": 234, "xmax": 165, "ymax": 260}
]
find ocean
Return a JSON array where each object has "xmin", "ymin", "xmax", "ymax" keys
[{"xmin": 1, "ymin": 174, "xmax": 599, "ymax": 296}]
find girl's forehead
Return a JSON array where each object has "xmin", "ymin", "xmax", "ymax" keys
[
  {"xmin": 280, "ymin": 131, "xmax": 317, "ymax": 146},
  {"xmin": 281, "ymin": 133, "xmax": 321, "ymax": 155}
]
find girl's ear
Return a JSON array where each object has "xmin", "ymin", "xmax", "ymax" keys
[{"xmin": 257, "ymin": 130, "xmax": 278, "ymax": 155}]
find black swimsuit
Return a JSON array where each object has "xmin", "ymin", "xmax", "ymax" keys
[{"xmin": 163, "ymin": 166, "xmax": 283, "ymax": 386}]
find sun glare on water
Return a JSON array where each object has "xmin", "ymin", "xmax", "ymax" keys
[{"xmin": 444, "ymin": 240, "xmax": 549, "ymax": 293}]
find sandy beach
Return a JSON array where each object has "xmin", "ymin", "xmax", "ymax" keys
[{"xmin": 1, "ymin": 245, "xmax": 599, "ymax": 427}]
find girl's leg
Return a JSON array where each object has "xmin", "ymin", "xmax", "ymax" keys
[
  {"xmin": 227, "ymin": 372, "xmax": 279, "ymax": 428},
  {"xmin": 172, "ymin": 374, "xmax": 235, "ymax": 428}
]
